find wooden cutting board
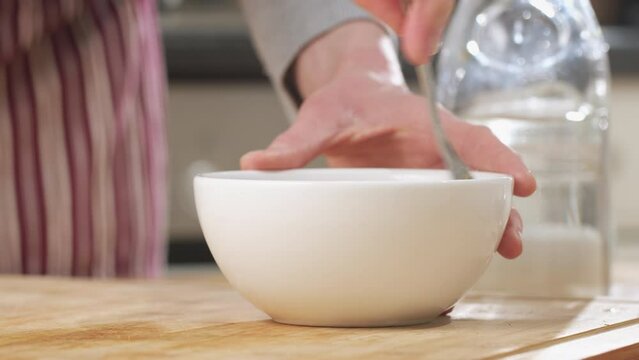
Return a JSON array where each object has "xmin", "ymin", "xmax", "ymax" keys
[{"xmin": 0, "ymin": 271, "xmax": 638, "ymax": 359}]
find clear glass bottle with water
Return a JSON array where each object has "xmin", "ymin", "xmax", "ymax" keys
[{"xmin": 437, "ymin": 0, "xmax": 612, "ymax": 297}]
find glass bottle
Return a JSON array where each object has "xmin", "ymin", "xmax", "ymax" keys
[{"xmin": 437, "ymin": 0, "xmax": 612, "ymax": 297}]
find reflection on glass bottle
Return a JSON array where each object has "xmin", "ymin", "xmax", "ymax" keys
[{"xmin": 437, "ymin": 0, "xmax": 612, "ymax": 297}]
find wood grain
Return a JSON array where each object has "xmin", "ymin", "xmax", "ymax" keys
[
  {"xmin": 0, "ymin": 271, "xmax": 638, "ymax": 359},
  {"xmin": 588, "ymin": 342, "xmax": 639, "ymax": 360}
]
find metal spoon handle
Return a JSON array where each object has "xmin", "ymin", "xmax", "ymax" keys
[{"xmin": 415, "ymin": 63, "xmax": 473, "ymax": 180}]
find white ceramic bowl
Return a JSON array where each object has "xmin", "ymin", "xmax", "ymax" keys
[{"xmin": 194, "ymin": 169, "xmax": 512, "ymax": 327}]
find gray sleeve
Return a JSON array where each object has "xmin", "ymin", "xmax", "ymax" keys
[{"xmin": 238, "ymin": 0, "xmax": 380, "ymax": 121}]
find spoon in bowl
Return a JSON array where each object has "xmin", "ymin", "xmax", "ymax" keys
[
  {"xmin": 415, "ymin": 63, "xmax": 473, "ymax": 179},
  {"xmin": 400, "ymin": 0, "xmax": 473, "ymax": 180}
]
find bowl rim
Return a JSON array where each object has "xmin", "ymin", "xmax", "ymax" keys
[{"xmin": 195, "ymin": 168, "xmax": 513, "ymax": 186}]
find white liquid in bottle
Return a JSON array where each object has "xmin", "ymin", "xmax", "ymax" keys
[{"xmin": 473, "ymin": 224, "xmax": 606, "ymax": 297}]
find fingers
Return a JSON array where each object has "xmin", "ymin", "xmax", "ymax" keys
[
  {"xmin": 240, "ymin": 122, "xmax": 329, "ymax": 170},
  {"xmin": 240, "ymin": 104, "xmax": 339, "ymax": 170},
  {"xmin": 441, "ymin": 111, "xmax": 536, "ymax": 197},
  {"xmin": 497, "ymin": 209, "xmax": 523, "ymax": 259},
  {"xmin": 354, "ymin": 0, "xmax": 404, "ymax": 33},
  {"xmin": 402, "ymin": 0, "xmax": 455, "ymax": 64}
]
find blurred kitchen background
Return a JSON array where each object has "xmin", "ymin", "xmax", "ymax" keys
[{"xmin": 162, "ymin": 0, "xmax": 639, "ymax": 263}]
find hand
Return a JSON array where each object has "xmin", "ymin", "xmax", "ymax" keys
[
  {"xmin": 354, "ymin": 0, "xmax": 456, "ymax": 64},
  {"xmin": 241, "ymin": 21, "xmax": 536, "ymax": 259}
]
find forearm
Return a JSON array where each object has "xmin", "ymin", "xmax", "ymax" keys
[
  {"xmin": 294, "ymin": 21, "xmax": 405, "ymax": 99},
  {"xmin": 240, "ymin": 0, "xmax": 377, "ymax": 120}
]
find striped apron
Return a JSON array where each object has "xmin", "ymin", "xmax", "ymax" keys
[{"xmin": 0, "ymin": 0, "xmax": 167, "ymax": 277}]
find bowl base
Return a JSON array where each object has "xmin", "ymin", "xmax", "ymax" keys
[{"xmin": 271, "ymin": 316, "xmax": 441, "ymax": 328}]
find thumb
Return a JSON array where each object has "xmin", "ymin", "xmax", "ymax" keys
[{"xmin": 240, "ymin": 111, "xmax": 339, "ymax": 170}]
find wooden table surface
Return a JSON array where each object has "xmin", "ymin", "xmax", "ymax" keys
[{"xmin": 1, "ymin": 248, "xmax": 638, "ymax": 359}]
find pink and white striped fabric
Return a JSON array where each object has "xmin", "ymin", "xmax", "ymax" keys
[{"xmin": 0, "ymin": 0, "xmax": 167, "ymax": 277}]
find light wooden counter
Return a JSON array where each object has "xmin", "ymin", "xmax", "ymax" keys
[{"xmin": 1, "ymin": 255, "xmax": 638, "ymax": 360}]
